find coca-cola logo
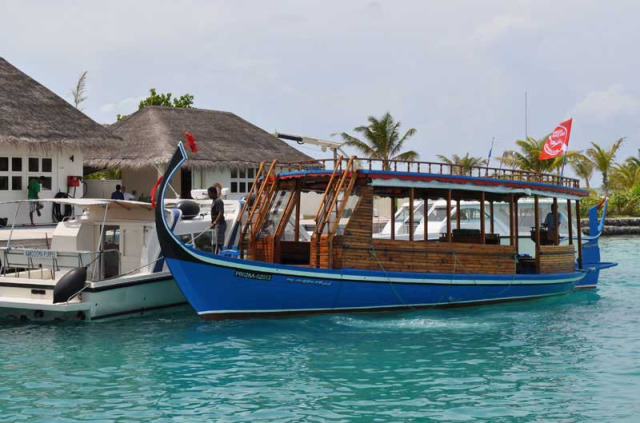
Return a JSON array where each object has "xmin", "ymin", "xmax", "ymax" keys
[{"xmin": 543, "ymin": 125, "xmax": 568, "ymax": 156}]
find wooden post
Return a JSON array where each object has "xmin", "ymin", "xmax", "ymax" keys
[
  {"xmin": 553, "ymin": 197, "xmax": 559, "ymax": 245},
  {"xmin": 534, "ymin": 195, "xmax": 540, "ymax": 272},
  {"xmin": 456, "ymin": 199, "xmax": 461, "ymax": 230},
  {"xmin": 446, "ymin": 190, "xmax": 452, "ymax": 242},
  {"xmin": 409, "ymin": 188, "xmax": 415, "ymax": 242},
  {"xmin": 509, "ymin": 195, "xmax": 515, "ymax": 246},
  {"xmin": 294, "ymin": 188, "xmax": 301, "ymax": 242},
  {"xmin": 480, "ymin": 192, "xmax": 486, "ymax": 244},
  {"xmin": 576, "ymin": 200, "xmax": 583, "ymax": 268},
  {"xmin": 513, "ymin": 195, "xmax": 520, "ymax": 254},
  {"xmin": 567, "ymin": 199, "xmax": 573, "ymax": 245},
  {"xmin": 390, "ymin": 197, "xmax": 396, "ymax": 241},
  {"xmin": 424, "ymin": 194, "xmax": 429, "ymax": 242}
]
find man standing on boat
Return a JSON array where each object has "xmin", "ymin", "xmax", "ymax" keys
[
  {"xmin": 27, "ymin": 176, "xmax": 45, "ymax": 226},
  {"xmin": 111, "ymin": 184, "xmax": 124, "ymax": 200},
  {"xmin": 208, "ymin": 186, "xmax": 226, "ymax": 253},
  {"xmin": 543, "ymin": 203, "xmax": 565, "ymax": 242}
]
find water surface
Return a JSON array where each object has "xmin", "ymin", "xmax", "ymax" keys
[{"xmin": 0, "ymin": 237, "xmax": 638, "ymax": 422}]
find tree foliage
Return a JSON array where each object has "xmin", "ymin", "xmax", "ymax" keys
[
  {"xmin": 339, "ymin": 112, "xmax": 418, "ymax": 170},
  {"xmin": 585, "ymin": 138, "xmax": 624, "ymax": 195},
  {"xmin": 71, "ymin": 71, "xmax": 88, "ymax": 110},
  {"xmin": 436, "ymin": 153, "xmax": 487, "ymax": 175},
  {"xmin": 498, "ymin": 136, "xmax": 580, "ymax": 173},
  {"xmin": 117, "ymin": 88, "xmax": 194, "ymax": 120}
]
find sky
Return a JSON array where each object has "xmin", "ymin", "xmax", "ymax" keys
[{"xmin": 1, "ymin": 0, "xmax": 639, "ymax": 183}]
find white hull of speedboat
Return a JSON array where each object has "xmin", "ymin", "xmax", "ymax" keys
[{"xmin": 0, "ymin": 271, "xmax": 187, "ymax": 321}]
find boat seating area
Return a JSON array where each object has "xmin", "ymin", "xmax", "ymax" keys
[{"xmin": 236, "ymin": 156, "xmax": 587, "ymax": 276}]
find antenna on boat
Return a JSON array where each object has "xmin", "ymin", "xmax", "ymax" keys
[
  {"xmin": 525, "ymin": 91, "xmax": 528, "ymax": 140},
  {"xmin": 275, "ymin": 132, "xmax": 347, "ymax": 160}
]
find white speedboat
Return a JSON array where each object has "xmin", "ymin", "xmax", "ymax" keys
[{"xmin": 0, "ymin": 198, "xmax": 242, "ymax": 321}]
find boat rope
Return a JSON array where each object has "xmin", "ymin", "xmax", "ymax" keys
[{"xmin": 369, "ymin": 245, "xmax": 414, "ymax": 310}]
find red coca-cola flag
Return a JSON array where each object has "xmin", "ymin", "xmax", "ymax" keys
[{"xmin": 539, "ymin": 118, "xmax": 573, "ymax": 160}]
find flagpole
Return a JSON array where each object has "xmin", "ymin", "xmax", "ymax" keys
[{"xmin": 486, "ymin": 137, "xmax": 495, "ymax": 176}]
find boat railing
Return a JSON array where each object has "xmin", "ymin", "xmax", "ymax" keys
[{"xmin": 274, "ymin": 157, "xmax": 581, "ymax": 189}]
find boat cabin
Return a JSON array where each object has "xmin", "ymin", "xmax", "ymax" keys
[{"xmin": 236, "ymin": 157, "xmax": 588, "ymax": 276}]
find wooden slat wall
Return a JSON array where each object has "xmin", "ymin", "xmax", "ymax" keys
[
  {"xmin": 340, "ymin": 240, "xmax": 517, "ymax": 274},
  {"xmin": 538, "ymin": 245, "xmax": 575, "ymax": 273}
]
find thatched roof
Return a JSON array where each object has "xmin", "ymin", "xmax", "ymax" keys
[
  {"xmin": 0, "ymin": 57, "xmax": 122, "ymax": 150},
  {"xmin": 84, "ymin": 106, "xmax": 313, "ymax": 169}
]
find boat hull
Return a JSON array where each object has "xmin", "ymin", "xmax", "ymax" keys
[
  {"xmin": 166, "ymin": 255, "xmax": 585, "ymax": 319},
  {"xmin": 0, "ymin": 273, "xmax": 188, "ymax": 321}
]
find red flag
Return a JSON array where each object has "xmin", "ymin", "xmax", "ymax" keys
[
  {"xmin": 539, "ymin": 118, "xmax": 572, "ymax": 160},
  {"xmin": 185, "ymin": 131, "xmax": 198, "ymax": 153},
  {"xmin": 150, "ymin": 176, "xmax": 163, "ymax": 208}
]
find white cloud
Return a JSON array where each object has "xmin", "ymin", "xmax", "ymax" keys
[
  {"xmin": 571, "ymin": 85, "xmax": 640, "ymax": 122},
  {"xmin": 472, "ymin": 14, "xmax": 534, "ymax": 44},
  {"xmin": 98, "ymin": 96, "xmax": 145, "ymax": 119}
]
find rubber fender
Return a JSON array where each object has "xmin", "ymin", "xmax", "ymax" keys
[
  {"xmin": 53, "ymin": 267, "xmax": 87, "ymax": 304},
  {"xmin": 177, "ymin": 200, "xmax": 200, "ymax": 220}
]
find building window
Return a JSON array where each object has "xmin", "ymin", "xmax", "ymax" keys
[
  {"xmin": 12, "ymin": 158, "xmax": 22, "ymax": 172},
  {"xmin": 0, "ymin": 158, "xmax": 7, "ymax": 172},
  {"xmin": 11, "ymin": 176, "xmax": 22, "ymax": 191},
  {"xmin": 230, "ymin": 167, "xmax": 258, "ymax": 194},
  {"xmin": 42, "ymin": 158, "xmax": 52, "ymax": 173},
  {"xmin": 0, "ymin": 176, "xmax": 7, "ymax": 191},
  {"xmin": 28, "ymin": 157, "xmax": 39, "ymax": 172}
]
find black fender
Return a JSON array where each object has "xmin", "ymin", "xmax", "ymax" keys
[
  {"xmin": 53, "ymin": 267, "xmax": 87, "ymax": 304},
  {"xmin": 177, "ymin": 200, "xmax": 200, "ymax": 220}
]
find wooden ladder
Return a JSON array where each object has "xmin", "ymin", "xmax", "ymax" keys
[
  {"xmin": 312, "ymin": 156, "xmax": 358, "ymax": 267},
  {"xmin": 237, "ymin": 161, "xmax": 277, "ymax": 257}
]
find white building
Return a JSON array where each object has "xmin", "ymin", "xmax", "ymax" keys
[
  {"xmin": 84, "ymin": 106, "xmax": 313, "ymax": 204},
  {"xmin": 0, "ymin": 58, "xmax": 121, "ymax": 226}
]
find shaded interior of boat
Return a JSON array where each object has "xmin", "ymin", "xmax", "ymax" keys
[{"xmin": 236, "ymin": 157, "xmax": 587, "ymax": 275}]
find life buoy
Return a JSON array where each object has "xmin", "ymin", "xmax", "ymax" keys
[{"xmin": 52, "ymin": 192, "xmax": 73, "ymax": 222}]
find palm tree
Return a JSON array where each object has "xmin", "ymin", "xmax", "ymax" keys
[
  {"xmin": 436, "ymin": 153, "xmax": 487, "ymax": 175},
  {"xmin": 499, "ymin": 136, "xmax": 580, "ymax": 174},
  {"xmin": 339, "ymin": 112, "xmax": 418, "ymax": 170},
  {"xmin": 586, "ymin": 138, "xmax": 624, "ymax": 195},
  {"xmin": 610, "ymin": 153, "xmax": 640, "ymax": 191},
  {"xmin": 570, "ymin": 154, "xmax": 594, "ymax": 188}
]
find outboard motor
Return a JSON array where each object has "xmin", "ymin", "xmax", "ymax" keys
[
  {"xmin": 177, "ymin": 200, "xmax": 200, "ymax": 220},
  {"xmin": 53, "ymin": 267, "xmax": 87, "ymax": 303}
]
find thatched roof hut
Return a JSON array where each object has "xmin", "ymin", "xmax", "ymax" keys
[
  {"xmin": 85, "ymin": 106, "xmax": 313, "ymax": 170},
  {"xmin": 0, "ymin": 57, "xmax": 121, "ymax": 150}
]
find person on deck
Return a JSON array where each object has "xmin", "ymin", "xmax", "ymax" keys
[
  {"xmin": 122, "ymin": 185, "xmax": 135, "ymax": 201},
  {"xmin": 27, "ymin": 176, "xmax": 45, "ymax": 226},
  {"xmin": 543, "ymin": 203, "xmax": 565, "ymax": 243},
  {"xmin": 111, "ymin": 184, "xmax": 124, "ymax": 200},
  {"xmin": 208, "ymin": 186, "xmax": 226, "ymax": 253}
]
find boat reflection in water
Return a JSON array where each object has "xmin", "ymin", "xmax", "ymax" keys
[{"xmin": 155, "ymin": 142, "xmax": 616, "ymax": 320}]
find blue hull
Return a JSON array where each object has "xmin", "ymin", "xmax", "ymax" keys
[{"xmin": 166, "ymin": 253, "xmax": 584, "ymax": 319}]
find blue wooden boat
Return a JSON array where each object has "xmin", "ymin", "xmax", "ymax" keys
[{"xmin": 155, "ymin": 143, "xmax": 616, "ymax": 319}]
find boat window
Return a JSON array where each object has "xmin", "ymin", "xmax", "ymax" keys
[
  {"xmin": 102, "ymin": 225, "xmax": 120, "ymax": 279},
  {"xmin": 194, "ymin": 231, "xmax": 214, "ymax": 252},
  {"xmin": 260, "ymin": 189, "xmax": 292, "ymax": 237},
  {"xmin": 178, "ymin": 234, "xmax": 193, "ymax": 245},
  {"xmin": 431, "ymin": 207, "xmax": 448, "ymax": 221}
]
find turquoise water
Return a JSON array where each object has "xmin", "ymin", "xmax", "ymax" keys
[{"xmin": 0, "ymin": 237, "xmax": 638, "ymax": 422}]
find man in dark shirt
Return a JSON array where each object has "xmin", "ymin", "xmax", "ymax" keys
[
  {"xmin": 111, "ymin": 184, "xmax": 125, "ymax": 200},
  {"xmin": 208, "ymin": 186, "xmax": 226, "ymax": 253}
]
